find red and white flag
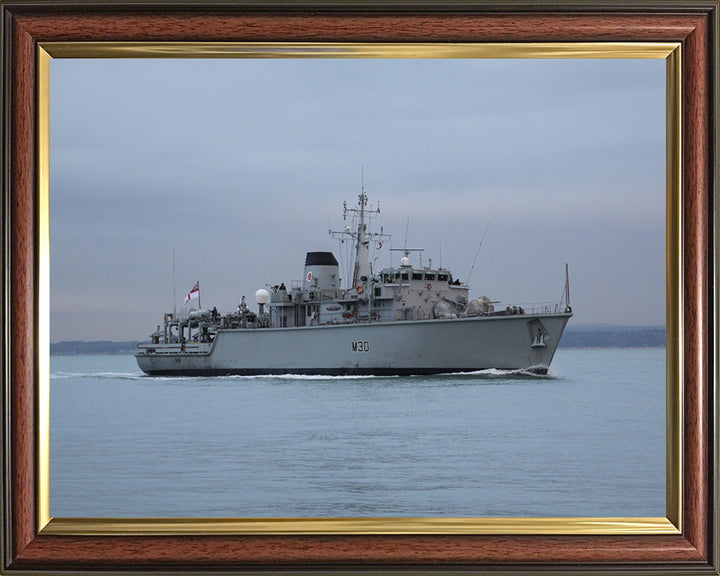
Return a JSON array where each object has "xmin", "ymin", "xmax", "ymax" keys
[{"xmin": 184, "ymin": 282, "xmax": 199, "ymax": 303}]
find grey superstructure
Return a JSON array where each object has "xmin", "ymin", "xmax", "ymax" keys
[{"xmin": 136, "ymin": 191, "xmax": 572, "ymax": 376}]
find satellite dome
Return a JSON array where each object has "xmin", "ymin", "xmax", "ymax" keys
[
  {"xmin": 400, "ymin": 256, "xmax": 411, "ymax": 267},
  {"xmin": 255, "ymin": 289, "xmax": 270, "ymax": 305}
]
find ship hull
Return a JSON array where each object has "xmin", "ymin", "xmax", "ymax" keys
[{"xmin": 136, "ymin": 312, "xmax": 571, "ymax": 376}]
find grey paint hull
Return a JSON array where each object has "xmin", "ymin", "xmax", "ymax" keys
[{"xmin": 136, "ymin": 313, "xmax": 571, "ymax": 376}]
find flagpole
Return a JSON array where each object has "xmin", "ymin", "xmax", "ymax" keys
[{"xmin": 197, "ymin": 280, "xmax": 200, "ymax": 309}]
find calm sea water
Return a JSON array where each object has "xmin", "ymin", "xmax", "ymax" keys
[{"xmin": 50, "ymin": 348, "xmax": 665, "ymax": 518}]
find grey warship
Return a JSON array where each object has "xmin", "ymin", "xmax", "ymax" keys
[{"xmin": 136, "ymin": 191, "xmax": 572, "ymax": 376}]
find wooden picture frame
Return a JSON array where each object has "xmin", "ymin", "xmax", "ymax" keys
[{"xmin": 1, "ymin": 1, "xmax": 717, "ymax": 573}]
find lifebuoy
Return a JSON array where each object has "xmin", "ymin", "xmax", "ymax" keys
[
  {"xmin": 427, "ymin": 284, "xmax": 432, "ymax": 290},
  {"xmin": 356, "ymin": 285, "xmax": 364, "ymax": 294}
]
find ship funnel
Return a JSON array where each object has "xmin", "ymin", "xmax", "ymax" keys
[{"xmin": 303, "ymin": 252, "xmax": 339, "ymax": 291}]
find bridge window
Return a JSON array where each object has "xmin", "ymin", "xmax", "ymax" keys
[
  {"xmin": 412, "ymin": 272, "xmax": 423, "ymax": 280},
  {"xmin": 425, "ymin": 273, "xmax": 435, "ymax": 281}
]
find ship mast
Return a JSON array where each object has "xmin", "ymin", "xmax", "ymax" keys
[
  {"xmin": 329, "ymin": 186, "xmax": 389, "ymax": 289},
  {"xmin": 353, "ymin": 189, "xmax": 370, "ymax": 286}
]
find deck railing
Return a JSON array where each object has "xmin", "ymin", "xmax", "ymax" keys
[{"xmin": 511, "ymin": 301, "xmax": 572, "ymax": 315}]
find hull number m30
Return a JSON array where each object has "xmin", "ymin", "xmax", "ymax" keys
[{"xmin": 352, "ymin": 340, "xmax": 370, "ymax": 352}]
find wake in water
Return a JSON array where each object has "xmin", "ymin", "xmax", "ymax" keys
[
  {"xmin": 51, "ymin": 371, "xmax": 144, "ymax": 381},
  {"xmin": 50, "ymin": 371, "xmax": 394, "ymax": 383},
  {"xmin": 441, "ymin": 367, "xmax": 557, "ymax": 379},
  {"xmin": 51, "ymin": 368, "xmax": 557, "ymax": 383}
]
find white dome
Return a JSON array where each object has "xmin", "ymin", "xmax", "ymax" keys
[
  {"xmin": 400, "ymin": 256, "xmax": 411, "ymax": 267},
  {"xmin": 255, "ymin": 289, "xmax": 270, "ymax": 305}
]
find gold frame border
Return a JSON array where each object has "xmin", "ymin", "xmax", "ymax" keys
[
  {"xmin": 37, "ymin": 41, "xmax": 682, "ymax": 537},
  {"xmin": 42, "ymin": 41, "xmax": 678, "ymax": 59},
  {"xmin": 43, "ymin": 516, "xmax": 676, "ymax": 536}
]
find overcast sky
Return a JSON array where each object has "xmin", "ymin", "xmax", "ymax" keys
[{"xmin": 49, "ymin": 57, "xmax": 666, "ymax": 342}]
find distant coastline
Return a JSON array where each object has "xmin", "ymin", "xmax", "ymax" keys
[
  {"xmin": 50, "ymin": 340, "xmax": 139, "ymax": 355},
  {"xmin": 557, "ymin": 325, "xmax": 665, "ymax": 349},
  {"xmin": 50, "ymin": 325, "xmax": 665, "ymax": 355}
]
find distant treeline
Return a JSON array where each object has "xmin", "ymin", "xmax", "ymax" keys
[
  {"xmin": 51, "ymin": 326, "xmax": 666, "ymax": 355},
  {"xmin": 50, "ymin": 340, "xmax": 139, "ymax": 355},
  {"xmin": 559, "ymin": 327, "xmax": 665, "ymax": 348}
]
